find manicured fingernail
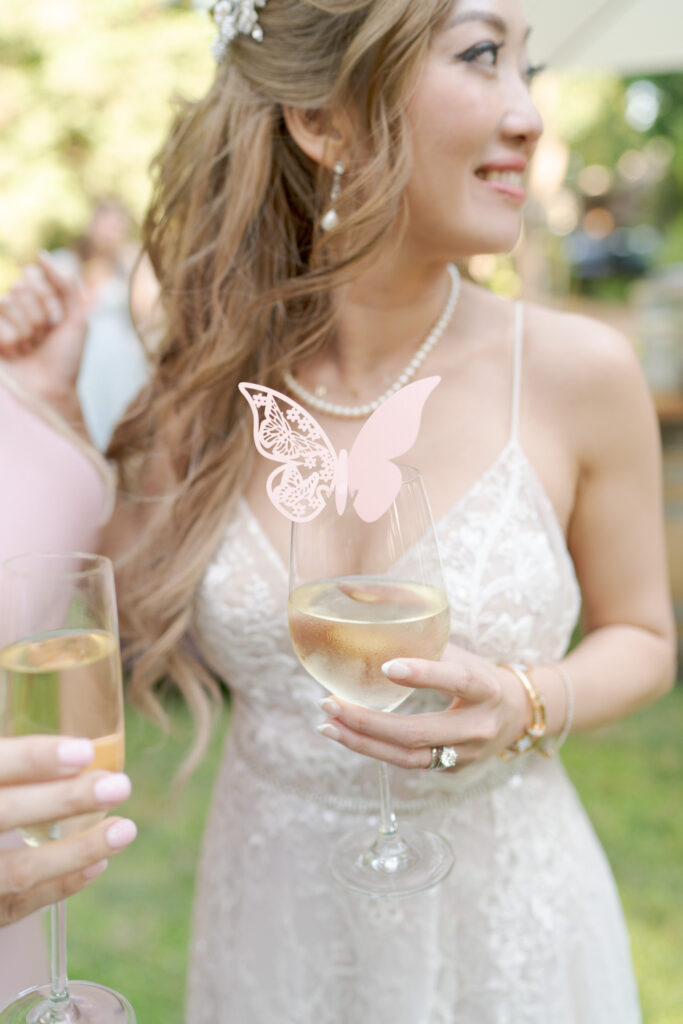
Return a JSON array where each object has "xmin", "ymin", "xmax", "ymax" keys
[
  {"xmin": 317, "ymin": 723, "xmax": 341, "ymax": 741},
  {"xmin": 320, "ymin": 698, "xmax": 341, "ymax": 716},
  {"xmin": 381, "ymin": 660, "xmax": 411, "ymax": 680},
  {"xmin": 105, "ymin": 819, "xmax": 138, "ymax": 850},
  {"xmin": 58, "ymin": 739, "xmax": 95, "ymax": 767},
  {"xmin": 94, "ymin": 773, "xmax": 131, "ymax": 805},
  {"xmin": 83, "ymin": 859, "xmax": 108, "ymax": 881}
]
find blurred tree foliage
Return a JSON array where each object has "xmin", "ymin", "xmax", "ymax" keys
[
  {"xmin": 0, "ymin": 0, "xmax": 213, "ymax": 287},
  {"xmin": 556, "ymin": 72, "xmax": 683, "ymax": 276},
  {"xmin": 648, "ymin": 74, "xmax": 683, "ymax": 266},
  {"xmin": 1, "ymin": 3, "xmax": 682, "ymax": 296}
]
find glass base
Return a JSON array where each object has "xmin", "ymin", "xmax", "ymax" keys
[
  {"xmin": 0, "ymin": 982, "xmax": 136, "ymax": 1023},
  {"xmin": 329, "ymin": 824, "xmax": 453, "ymax": 897}
]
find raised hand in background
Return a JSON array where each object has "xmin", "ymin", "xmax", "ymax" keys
[{"xmin": 0, "ymin": 252, "xmax": 88, "ymax": 415}]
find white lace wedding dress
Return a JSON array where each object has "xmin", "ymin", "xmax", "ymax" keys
[{"xmin": 186, "ymin": 313, "xmax": 641, "ymax": 1023}]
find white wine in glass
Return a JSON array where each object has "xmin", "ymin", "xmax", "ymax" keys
[
  {"xmin": 288, "ymin": 466, "xmax": 454, "ymax": 897},
  {"xmin": 290, "ymin": 578, "xmax": 450, "ymax": 711},
  {"xmin": 0, "ymin": 553, "xmax": 135, "ymax": 1024}
]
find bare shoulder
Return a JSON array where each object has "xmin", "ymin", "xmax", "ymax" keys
[
  {"xmin": 523, "ymin": 300, "xmax": 642, "ymax": 386},
  {"xmin": 463, "ymin": 283, "xmax": 639, "ymax": 383},
  {"xmin": 522, "ymin": 300, "xmax": 658, "ymax": 465}
]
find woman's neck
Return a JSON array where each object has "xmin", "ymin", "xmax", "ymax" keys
[{"xmin": 306, "ymin": 257, "xmax": 456, "ymax": 401}]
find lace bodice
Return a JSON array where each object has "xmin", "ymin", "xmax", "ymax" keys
[
  {"xmin": 192, "ymin": 307, "xmax": 580, "ymax": 812},
  {"xmin": 193, "ymin": 434, "xmax": 580, "ymax": 814},
  {"xmin": 187, "ymin": 307, "xmax": 640, "ymax": 1024}
]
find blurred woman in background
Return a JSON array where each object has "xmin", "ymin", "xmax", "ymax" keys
[{"xmin": 0, "ymin": 255, "xmax": 136, "ymax": 1004}]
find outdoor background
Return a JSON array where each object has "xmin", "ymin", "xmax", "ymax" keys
[{"xmin": 1, "ymin": 2, "xmax": 682, "ymax": 1022}]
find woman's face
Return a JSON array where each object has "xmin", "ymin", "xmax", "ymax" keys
[{"xmin": 403, "ymin": 0, "xmax": 543, "ymax": 261}]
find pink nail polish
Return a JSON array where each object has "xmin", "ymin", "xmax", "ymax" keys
[
  {"xmin": 94, "ymin": 773, "xmax": 131, "ymax": 805},
  {"xmin": 105, "ymin": 819, "xmax": 138, "ymax": 850},
  {"xmin": 83, "ymin": 859, "xmax": 109, "ymax": 881},
  {"xmin": 58, "ymin": 739, "xmax": 95, "ymax": 767}
]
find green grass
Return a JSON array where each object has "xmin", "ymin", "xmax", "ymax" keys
[
  {"xmin": 67, "ymin": 702, "xmax": 230, "ymax": 1022},
  {"xmin": 563, "ymin": 688, "xmax": 683, "ymax": 1024},
  {"xmin": 62, "ymin": 689, "xmax": 683, "ymax": 1023}
]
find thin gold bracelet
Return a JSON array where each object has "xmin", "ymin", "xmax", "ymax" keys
[
  {"xmin": 539, "ymin": 664, "xmax": 574, "ymax": 757},
  {"xmin": 498, "ymin": 663, "xmax": 547, "ymax": 760}
]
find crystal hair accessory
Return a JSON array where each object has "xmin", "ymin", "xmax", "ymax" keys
[
  {"xmin": 239, "ymin": 376, "xmax": 439, "ymax": 523},
  {"xmin": 211, "ymin": 0, "xmax": 267, "ymax": 61}
]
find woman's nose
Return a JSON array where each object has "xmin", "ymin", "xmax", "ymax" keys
[{"xmin": 502, "ymin": 80, "xmax": 544, "ymax": 150}]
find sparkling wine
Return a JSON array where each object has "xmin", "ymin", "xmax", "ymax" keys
[
  {"xmin": 288, "ymin": 578, "xmax": 450, "ymax": 711},
  {"xmin": 0, "ymin": 629, "xmax": 125, "ymax": 845}
]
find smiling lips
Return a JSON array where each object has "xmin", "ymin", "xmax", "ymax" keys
[{"xmin": 475, "ymin": 164, "xmax": 527, "ymax": 201}]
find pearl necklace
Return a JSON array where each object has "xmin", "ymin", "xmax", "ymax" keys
[{"xmin": 283, "ymin": 263, "xmax": 461, "ymax": 419}]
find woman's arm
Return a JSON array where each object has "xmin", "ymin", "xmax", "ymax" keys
[
  {"xmin": 533, "ymin": 317, "xmax": 675, "ymax": 732},
  {"xmin": 316, "ymin": 316, "xmax": 676, "ymax": 770},
  {"xmin": 0, "ymin": 736, "xmax": 136, "ymax": 927}
]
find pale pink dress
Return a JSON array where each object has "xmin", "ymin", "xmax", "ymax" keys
[{"xmin": 0, "ymin": 364, "xmax": 113, "ymax": 1005}]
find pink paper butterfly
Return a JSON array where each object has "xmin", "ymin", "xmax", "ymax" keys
[{"xmin": 239, "ymin": 377, "xmax": 439, "ymax": 523}]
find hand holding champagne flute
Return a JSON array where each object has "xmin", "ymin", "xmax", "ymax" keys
[
  {"xmin": 0, "ymin": 553, "xmax": 136, "ymax": 1023},
  {"xmin": 0, "ymin": 734, "xmax": 137, "ymax": 929},
  {"xmin": 288, "ymin": 467, "xmax": 453, "ymax": 896}
]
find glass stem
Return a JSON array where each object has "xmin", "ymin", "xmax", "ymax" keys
[
  {"xmin": 376, "ymin": 760, "xmax": 398, "ymax": 837},
  {"xmin": 48, "ymin": 900, "xmax": 70, "ymax": 1012}
]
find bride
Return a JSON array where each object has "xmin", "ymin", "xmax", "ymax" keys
[{"xmin": 0, "ymin": 0, "xmax": 675, "ymax": 1020}]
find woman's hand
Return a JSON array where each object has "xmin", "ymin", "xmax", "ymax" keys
[
  {"xmin": 317, "ymin": 645, "xmax": 529, "ymax": 771},
  {"xmin": 0, "ymin": 736, "xmax": 137, "ymax": 928},
  {"xmin": 0, "ymin": 253, "xmax": 88, "ymax": 401}
]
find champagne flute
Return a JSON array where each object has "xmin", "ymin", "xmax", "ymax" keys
[
  {"xmin": 288, "ymin": 466, "xmax": 454, "ymax": 896},
  {"xmin": 0, "ymin": 553, "xmax": 135, "ymax": 1024}
]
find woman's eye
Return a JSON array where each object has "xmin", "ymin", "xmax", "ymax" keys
[
  {"xmin": 456, "ymin": 42, "xmax": 503, "ymax": 68},
  {"xmin": 524, "ymin": 63, "xmax": 547, "ymax": 84}
]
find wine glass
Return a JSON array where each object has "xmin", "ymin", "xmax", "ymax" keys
[
  {"xmin": 288, "ymin": 466, "xmax": 454, "ymax": 896},
  {"xmin": 0, "ymin": 552, "xmax": 135, "ymax": 1023}
]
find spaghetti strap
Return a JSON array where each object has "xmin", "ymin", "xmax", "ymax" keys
[{"xmin": 510, "ymin": 301, "xmax": 524, "ymax": 443}]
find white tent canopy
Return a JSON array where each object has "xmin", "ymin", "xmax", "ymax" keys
[{"xmin": 523, "ymin": 0, "xmax": 683, "ymax": 74}]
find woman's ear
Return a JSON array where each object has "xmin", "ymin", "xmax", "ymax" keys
[{"xmin": 282, "ymin": 106, "xmax": 351, "ymax": 170}]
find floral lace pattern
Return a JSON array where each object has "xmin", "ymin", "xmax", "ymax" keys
[{"xmin": 187, "ymin": 437, "xmax": 640, "ymax": 1023}]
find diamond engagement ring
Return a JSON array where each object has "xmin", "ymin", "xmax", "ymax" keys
[{"xmin": 426, "ymin": 746, "xmax": 458, "ymax": 771}]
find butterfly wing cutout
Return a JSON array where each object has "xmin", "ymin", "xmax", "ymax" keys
[
  {"xmin": 347, "ymin": 376, "xmax": 440, "ymax": 522},
  {"xmin": 238, "ymin": 383, "xmax": 338, "ymax": 522}
]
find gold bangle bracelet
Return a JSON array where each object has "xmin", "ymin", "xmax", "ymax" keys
[{"xmin": 498, "ymin": 663, "xmax": 547, "ymax": 760}]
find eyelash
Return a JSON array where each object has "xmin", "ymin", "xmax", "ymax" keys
[
  {"xmin": 456, "ymin": 42, "xmax": 547, "ymax": 83},
  {"xmin": 457, "ymin": 41, "xmax": 503, "ymax": 68},
  {"xmin": 525, "ymin": 63, "xmax": 547, "ymax": 83}
]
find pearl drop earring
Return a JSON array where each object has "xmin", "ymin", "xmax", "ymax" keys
[{"xmin": 321, "ymin": 160, "xmax": 345, "ymax": 232}]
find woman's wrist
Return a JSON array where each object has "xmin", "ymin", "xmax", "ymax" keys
[
  {"xmin": 532, "ymin": 663, "xmax": 573, "ymax": 738},
  {"xmin": 41, "ymin": 386, "xmax": 85, "ymax": 430},
  {"xmin": 535, "ymin": 663, "xmax": 574, "ymax": 755},
  {"xmin": 498, "ymin": 664, "xmax": 547, "ymax": 758},
  {"xmin": 497, "ymin": 663, "xmax": 534, "ymax": 749},
  {"xmin": 497, "ymin": 661, "xmax": 575, "ymax": 759},
  {"xmin": 23, "ymin": 373, "xmax": 87, "ymax": 437}
]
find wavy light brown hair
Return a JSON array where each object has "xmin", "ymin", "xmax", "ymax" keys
[{"xmin": 109, "ymin": 0, "xmax": 453, "ymax": 774}]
